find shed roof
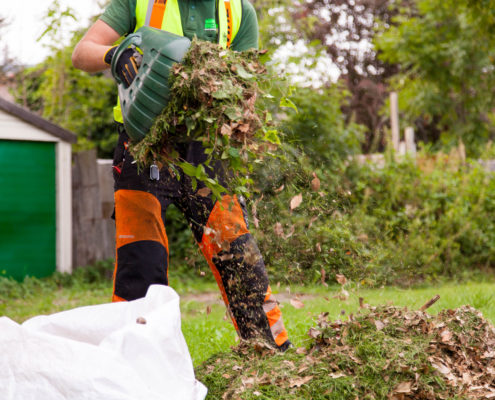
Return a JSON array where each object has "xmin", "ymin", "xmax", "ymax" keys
[{"xmin": 0, "ymin": 96, "xmax": 77, "ymax": 144}]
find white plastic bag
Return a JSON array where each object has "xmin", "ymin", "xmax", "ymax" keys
[{"xmin": 0, "ymin": 285, "xmax": 207, "ymax": 400}]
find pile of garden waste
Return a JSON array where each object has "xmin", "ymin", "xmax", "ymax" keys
[
  {"xmin": 130, "ymin": 38, "xmax": 284, "ymax": 197},
  {"xmin": 196, "ymin": 304, "xmax": 495, "ymax": 399}
]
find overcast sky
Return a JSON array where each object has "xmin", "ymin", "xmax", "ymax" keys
[{"xmin": 2, "ymin": 0, "xmax": 103, "ymax": 65}]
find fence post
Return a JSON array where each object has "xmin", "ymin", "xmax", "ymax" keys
[
  {"xmin": 390, "ymin": 92, "xmax": 400, "ymax": 152},
  {"xmin": 405, "ymin": 127, "xmax": 416, "ymax": 157},
  {"xmin": 72, "ymin": 149, "xmax": 105, "ymax": 268}
]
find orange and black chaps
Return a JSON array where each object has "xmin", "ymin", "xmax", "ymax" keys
[{"xmin": 111, "ymin": 126, "xmax": 289, "ymax": 349}]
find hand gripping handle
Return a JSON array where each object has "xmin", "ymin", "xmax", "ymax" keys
[{"xmin": 110, "ymin": 33, "xmax": 143, "ymax": 85}]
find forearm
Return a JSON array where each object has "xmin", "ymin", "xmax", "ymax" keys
[
  {"xmin": 72, "ymin": 41, "xmax": 112, "ymax": 72},
  {"xmin": 72, "ymin": 19, "xmax": 121, "ymax": 72}
]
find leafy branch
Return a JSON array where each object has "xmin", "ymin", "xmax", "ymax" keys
[{"xmin": 129, "ymin": 38, "xmax": 295, "ymax": 200}]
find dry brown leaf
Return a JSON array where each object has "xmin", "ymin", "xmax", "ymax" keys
[
  {"xmin": 339, "ymin": 289, "xmax": 350, "ymax": 301},
  {"xmin": 394, "ymin": 381, "xmax": 413, "ymax": 394},
  {"xmin": 197, "ymin": 187, "xmax": 212, "ymax": 197},
  {"xmin": 238, "ymin": 123, "xmax": 250, "ymax": 133},
  {"xmin": 241, "ymin": 376, "xmax": 255, "ymax": 387},
  {"xmin": 206, "ymin": 305, "xmax": 212, "ymax": 315},
  {"xmin": 289, "ymin": 375, "xmax": 313, "ymax": 388},
  {"xmin": 290, "ymin": 298, "xmax": 305, "ymax": 309},
  {"xmin": 440, "ymin": 329, "xmax": 453, "ymax": 343},
  {"xmin": 251, "ymin": 202, "xmax": 259, "ymax": 229},
  {"xmin": 321, "ymin": 267, "xmax": 327, "ymax": 286},
  {"xmin": 336, "ymin": 274, "xmax": 347, "ymax": 285},
  {"xmin": 429, "ymin": 357, "xmax": 451, "ymax": 375},
  {"xmin": 308, "ymin": 327, "xmax": 321, "ymax": 338},
  {"xmin": 311, "ymin": 172, "xmax": 321, "ymax": 191},
  {"xmin": 374, "ymin": 320, "xmax": 385, "ymax": 331},
  {"xmin": 329, "ymin": 372, "xmax": 347, "ymax": 379},
  {"xmin": 357, "ymin": 233, "xmax": 369, "ymax": 242},
  {"xmin": 290, "ymin": 193, "xmax": 303, "ymax": 210},
  {"xmin": 219, "ymin": 253, "xmax": 234, "ymax": 261},
  {"xmin": 274, "ymin": 184, "xmax": 284, "ymax": 193},
  {"xmin": 220, "ymin": 123, "xmax": 232, "ymax": 136}
]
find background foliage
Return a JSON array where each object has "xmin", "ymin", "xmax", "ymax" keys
[
  {"xmin": 2, "ymin": 0, "xmax": 495, "ymax": 285},
  {"xmin": 375, "ymin": 0, "xmax": 495, "ymax": 155}
]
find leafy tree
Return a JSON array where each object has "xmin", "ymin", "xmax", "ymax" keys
[
  {"xmin": 12, "ymin": 1, "xmax": 117, "ymax": 156},
  {"xmin": 280, "ymin": 0, "xmax": 415, "ymax": 151},
  {"xmin": 282, "ymin": 85, "xmax": 364, "ymax": 165},
  {"xmin": 375, "ymin": 0, "xmax": 495, "ymax": 154}
]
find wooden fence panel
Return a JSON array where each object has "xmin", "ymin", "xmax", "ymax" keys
[{"xmin": 72, "ymin": 150, "xmax": 115, "ymax": 268}]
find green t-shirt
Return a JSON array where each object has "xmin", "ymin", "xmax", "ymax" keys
[{"xmin": 100, "ymin": 0, "xmax": 259, "ymax": 51}]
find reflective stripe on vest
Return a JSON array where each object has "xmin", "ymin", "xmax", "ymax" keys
[{"xmin": 114, "ymin": 0, "xmax": 243, "ymax": 123}]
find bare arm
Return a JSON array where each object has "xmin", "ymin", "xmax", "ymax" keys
[{"xmin": 72, "ymin": 20, "xmax": 122, "ymax": 72}]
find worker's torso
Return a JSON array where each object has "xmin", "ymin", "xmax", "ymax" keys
[
  {"xmin": 114, "ymin": 0, "xmax": 241, "ymax": 122},
  {"xmin": 134, "ymin": 0, "xmax": 241, "ymax": 46},
  {"xmin": 176, "ymin": 0, "xmax": 220, "ymax": 43}
]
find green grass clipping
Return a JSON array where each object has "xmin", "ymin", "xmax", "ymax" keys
[{"xmin": 130, "ymin": 38, "xmax": 288, "ymax": 199}]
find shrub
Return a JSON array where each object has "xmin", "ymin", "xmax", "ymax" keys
[{"xmin": 251, "ymin": 147, "xmax": 495, "ymax": 286}]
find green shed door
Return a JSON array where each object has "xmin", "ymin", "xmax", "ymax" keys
[{"xmin": 0, "ymin": 140, "xmax": 56, "ymax": 280}]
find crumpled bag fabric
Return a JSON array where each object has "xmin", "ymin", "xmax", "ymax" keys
[{"xmin": 0, "ymin": 284, "xmax": 207, "ymax": 400}]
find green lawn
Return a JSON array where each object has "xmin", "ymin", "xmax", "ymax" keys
[
  {"xmin": 2, "ymin": 274, "xmax": 493, "ymax": 366},
  {"xmin": 181, "ymin": 281, "xmax": 495, "ymax": 365}
]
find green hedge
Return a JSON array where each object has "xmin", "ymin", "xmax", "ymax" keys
[{"xmin": 251, "ymin": 148, "xmax": 495, "ymax": 286}]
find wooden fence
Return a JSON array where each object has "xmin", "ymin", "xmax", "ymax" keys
[{"xmin": 72, "ymin": 149, "xmax": 115, "ymax": 268}]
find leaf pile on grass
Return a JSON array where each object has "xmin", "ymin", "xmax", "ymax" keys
[
  {"xmin": 130, "ymin": 38, "xmax": 284, "ymax": 197},
  {"xmin": 196, "ymin": 305, "xmax": 495, "ymax": 399}
]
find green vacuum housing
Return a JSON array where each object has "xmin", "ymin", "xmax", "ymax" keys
[{"xmin": 111, "ymin": 26, "xmax": 191, "ymax": 141}]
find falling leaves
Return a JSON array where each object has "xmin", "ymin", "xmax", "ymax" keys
[
  {"xmin": 290, "ymin": 193, "xmax": 303, "ymax": 210},
  {"xmin": 336, "ymin": 274, "xmax": 347, "ymax": 285},
  {"xmin": 290, "ymin": 297, "xmax": 305, "ymax": 309},
  {"xmin": 320, "ymin": 267, "xmax": 327, "ymax": 286},
  {"xmin": 196, "ymin": 187, "xmax": 212, "ymax": 197}
]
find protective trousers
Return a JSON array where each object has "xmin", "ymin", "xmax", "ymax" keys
[{"xmin": 111, "ymin": 126, "xmax": 289, "ymax": 349}]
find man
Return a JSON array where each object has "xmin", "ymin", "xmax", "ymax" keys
[{"xmin": 72, "ymin": 0, "xmax": 290, "ymax": 350}]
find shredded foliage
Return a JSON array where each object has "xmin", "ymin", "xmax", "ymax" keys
[
  {"xmin": 196, "ymin": 305, "xmax": 495, "ymax": 399},
  {"xmin": 130, "ymin": 38, "xmax": 286, "ymax": 198}
]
